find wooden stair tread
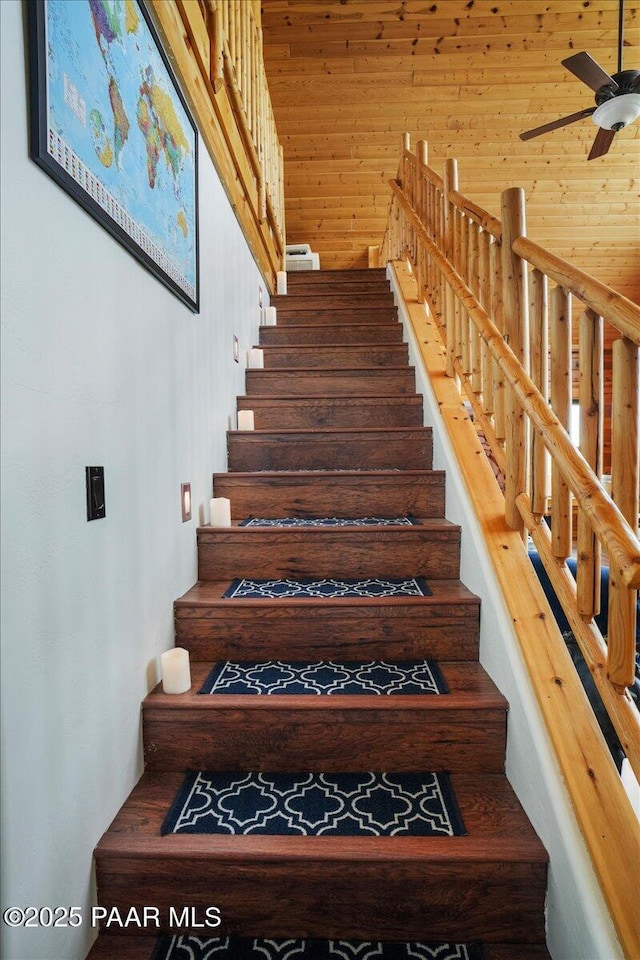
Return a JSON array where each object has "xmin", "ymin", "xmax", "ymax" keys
[
  {"xmin": 176, "ymin": 578, "xmax": 478, "ymax": 608},
  {"xmin": 87, "ymin": 936, "xmax": 550, "ymax": 959},
  {"xmin": 95, "ymin": 771, "xmax": 547, "ymax": 860},
  {"xmin": 229, "ymin": 427, "xmax": 428, "ymax": 439},
  {"xmin": 144, "ymin": 661, "xmax": 508, "ymax": 711}
]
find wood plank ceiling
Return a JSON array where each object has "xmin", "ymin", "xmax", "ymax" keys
[{"xmin": 261, "ymin": 0, "xmax": 640, "ymax": 303}]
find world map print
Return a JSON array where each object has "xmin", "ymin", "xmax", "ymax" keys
[{"xmin": 43, "ymin": 0, "xmax": 197, "ymax": 307}]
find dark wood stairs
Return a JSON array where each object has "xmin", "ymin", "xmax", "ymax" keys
[{"xmin": 91, "ymin": 267, "xmax": 549, "ymax": 959}]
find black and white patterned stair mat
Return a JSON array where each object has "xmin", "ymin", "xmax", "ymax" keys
[
  {"xmin": 161, "ymin": 771, "xmax": 466, "ymax": 838},
  {"xmin": 198, "ymin": 659, "xmax": 449, "ymax": 696},
  {"xmin": 239, "ymin": 516, "xmax": 419, "ymax": 527},
  {"xmin": 222, "ymin": 577, "xmax": 432, "ymax": 600},
  {"xmin": 151, "ymin": 936, "xmax": 486, "ymax": 960}
]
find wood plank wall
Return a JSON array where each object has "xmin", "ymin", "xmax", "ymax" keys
[{"xmin": 261, "ymin": 0, "xmax": 639, "ymax": 309}]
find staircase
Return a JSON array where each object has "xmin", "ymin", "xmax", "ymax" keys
[{"xmin": 90, "ymin": 269, "xmax": 550, "ymax": 960}]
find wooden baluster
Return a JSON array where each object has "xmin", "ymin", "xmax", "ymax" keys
[
  {"xmin": 491, "ymin": 238, "xmax": 506, "ymax": 444},
  {"xmin": 469, "ymin": 223, "xmax": 482, "ymax": 394},
  {"xmin": 416, "ymin": 141, "xmax": 428, "ymax": 297},
  {"xmin": 549, "ymin": 285, "xmax": 572, "ymax": 560},
  {"xmin": 577, "ymin": 308, "xmax": 603, "ymax": 621},
  {"xmin": 453, "ymin": 209, "xmax": 463, "ymax": 370},
  {"xmin": 424, "ymin": 179, "xmax": 432, "ymax": 307},
  {"xmin": 234, "ymin": 0, "xmax": 242, "ymax": 79},
  {"xmin": 221, "ymin": 0, "xmax": 229, "ymax": 49},
  {"xmin": 460, "ymin": 216, "xmax": 471, "ymax": 377},
  {"xmin": 443, "ymin": 159, "xmax": 458, "ymax": 378},
  {"xmin": 479, "ymin": 229, "xmax": 493, "ymax": 413},
  {"xmin": 529, "ymin": 268, "xmax": 549, "ymax": 517},
  {"xmin": 608, "ymin": 336, "xmax": 639, "ymax": 691},
  {"xmin": 207, "ymin": 0, "xmax": 224, "ymax": 92},
  {"xmin": 501, "ymin": 187, "xmax": 529, "ymax": 535},
  {"xmin": 241, "ymin": 1, "xmax": 249, "ymax": 115}
]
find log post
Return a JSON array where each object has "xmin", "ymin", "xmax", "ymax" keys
[
  {"xmin": 491, "ymin": 238, "xmax": 506, "ymax": 443},
  {"xmin": 608, "ymin": 337, "xmax": 639, "ymax": 691},
  {"xmin": 443, "ymin": 159, "xmax": 458, "ymax": 376},
  {"xmin": 501, "ymin": 187, "xmax": 529, "ymax": 534},
  {"xmin": 479, "ymin": 229, "xmax": 493, "ymax": 414},
  {"xmin": 529, "ymin": 268, "xmax": 549, "ymax": 516},
  {"xmin": 577, "ymin": 308, "xmax": 603, "ymax": 620},
  {"xmin": 549, "ymin": 284, "xmax": 573, "ymax": 561}
]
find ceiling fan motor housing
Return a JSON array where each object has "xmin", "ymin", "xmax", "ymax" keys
[{"xmin": 595, "ymin": 69, "xmax": 640, "ymax": 103}]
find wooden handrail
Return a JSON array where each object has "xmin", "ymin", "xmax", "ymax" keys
[
  {"xmin": 513, "ymin": 237, "xmax": 640, "ymax": 346},
  {"xmin": 382, "ymin": 141, "xmax": 640, "ymax": 957},
  {"xmin": 388, "ymin": 177, "xmax": 640, "ymax": 593},
  {"xmin": 156, "ymin": 0, "xmax": 285, "ymax": 288}
]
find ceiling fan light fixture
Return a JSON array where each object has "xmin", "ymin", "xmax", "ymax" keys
[{"xmin": 592, "ymin": 93, "xmax": 640, "ymax": 130}]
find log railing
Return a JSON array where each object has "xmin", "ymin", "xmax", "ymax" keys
[
  {"xmin": 150, "ymin": 0, "xmax": 285, "ymax": 288},
  {"xmin": 380, "ymin": 138, "xmax": 640, "ymax": 781}
]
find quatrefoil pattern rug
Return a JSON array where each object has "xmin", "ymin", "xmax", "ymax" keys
[
  {"xmin": 222, "ymin": 577, "xmax": 432, "ymax": 599},
  {"xmin": 161, "ymin": 771, "xmax": 466, "ymax": 837},
  {"xmin": 239, "ymin": 516, "xmax": 419, "ymax": 527},
  {"xmin": 199, "ymin": 659, "xmax": 449, "ymax": 696},
  {"xmin": 151, "ymin": 936, "xmax": 486, "ymax": 960}
]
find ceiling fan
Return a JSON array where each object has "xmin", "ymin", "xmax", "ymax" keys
[{"xmin": 519, "ymin": 0, "xmax": 640, "ymax": 160}]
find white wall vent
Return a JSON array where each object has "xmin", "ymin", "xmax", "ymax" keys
[{"xmin": 285, "ymin": 243, "xmax": 320, "ymax": 271}]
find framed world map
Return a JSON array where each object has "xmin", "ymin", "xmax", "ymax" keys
[{"xmin": 28, "ymin": 0, "xmax": 199, "ymax": 312}]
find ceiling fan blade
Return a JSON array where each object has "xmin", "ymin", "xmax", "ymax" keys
[
  {"xmin": 588, "ymin": 126, "xmax": 616, "ymax": 160},
  {"xmin": 561, "ymin": 52, "xmax": 619, "ymax": 92},
  {"xmin": 519, "ymin": 108, "xmax": 596, "ymax": 140}
]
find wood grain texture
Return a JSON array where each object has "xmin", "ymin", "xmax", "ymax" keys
[
  {"xmin": 143, "ymin": 661, "xmax": 507, "ymax": 774},
  {"xmin": 94, "ymin": 772, "xmax": 546, "ymax": 942},
  {"xmin": 245, "ymin": 369, "xmax": 416, "ymax": 396},
  {"xmin": 392, "ymin": 259, "xmax": 640, "ymax": 958},
  {"xmin": 196, "ymin": 521, "xmax": 460, "ymax": 580},
  {"xmin": 261, "ymin": 0, "xmax": 639, "ymax": 304},
  {"xmin": 259, "ymin": 322, "xmax": 404, "ymax": 344},
  {"xmin": 212, "ymin": 469, "xmax": 443, "ymax": 517},
  {"xmin": 174, "ymin": 579, "xmax": 480, "ymax": 661},
  {"xmin": 235, "ymin": 395, "xmax": 424, "ymax": 429},
  {"xmin": 227, "ymin": 426, "xmax": 432, "ymax": 471},
  {"xmin": 260, "ymin": 344, "xmax": 409, "ymax": 368}
]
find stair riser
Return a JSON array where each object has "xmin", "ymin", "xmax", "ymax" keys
[
  {"xmin": 288, "ymin": 268, "xmax": 387, "ymax": 282},
  {"xmin": 273, "ymin": 294, "xmax": 395, "ymax": 311},
  {"xmin": 282, "ymin": 280, "xmax": 392, "ymax": 295},
  {"xmin": 259, "ymin": 325, "xmax": 403, "ymax": 345},
  {"xmin": 275, "ymin": 309, "xmax": 397, "ymax": 325},
  {"xmin": 143, "ymin": 709, "xmax": 506, "ymax": 774},
  {"xmin": 95, "ymin": 861, "xmax": 546, "ymax": 942},
  {"xmin": 235, "ymin": 397, "xmax": 424, "ymax": 429},
  {"xmin": 212, "ymin": 471, "xmax": 444, "ymax": 517},
  {"xmin": 261, "ymin": 345, "xmax": 408, "ymax": 369},
  {"xmin": 246, "ymin": 370, "xmax": 416, "ymax": 397},
  {"xmin": 174, "ymin": 604, "xmax": 480, "ymax": 662},
  {"xmin": 197, "ymin": 529, "xmax": 460, "ymax": 580},
  {"xmin": 227, "ymin": 432, "xmax": 432, "ymax": 472}
]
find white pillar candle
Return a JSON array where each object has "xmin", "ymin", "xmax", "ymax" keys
[
  {"xmin": 210, "ymin": 496, "xmax": 231, "ymax": 527},
  {"xmin": 248, "ymin": 347, "xmax": 264, "ymax": 368},
  {"xmin": 237, "ymin": 409, "xmax": 255, "ymax": 430},
  {"xmin": 265, "ymin": 306, "xmax": 277, "ymax": 326},
  {"xmin": 160, "ymin": 647, "xmax": 191, "ymax": 695},
  {"xmin": 276, "ymin": 271, "xmax": 287, "ymax": 295}
]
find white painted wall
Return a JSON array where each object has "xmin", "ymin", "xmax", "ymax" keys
[
  {"xmin": 389, "ymin": 265, "xmax": 623, "ymax": 960},
  {"xmin": 0, "ymin": 3, "xmax": 267, "ymax": 957}
]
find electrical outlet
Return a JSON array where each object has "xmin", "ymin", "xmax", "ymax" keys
[
  {"xmin": 233, "ymin": 335, "xmax": 239, "ymax": 363},
  {"xmin": 86, "ymin": 466, "xmax": 106, "ymax": 521}
]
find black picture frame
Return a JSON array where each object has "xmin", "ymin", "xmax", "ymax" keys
[{"xmin": 27, "ymin": 0, "xmax": 200, "ymax": 313}]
